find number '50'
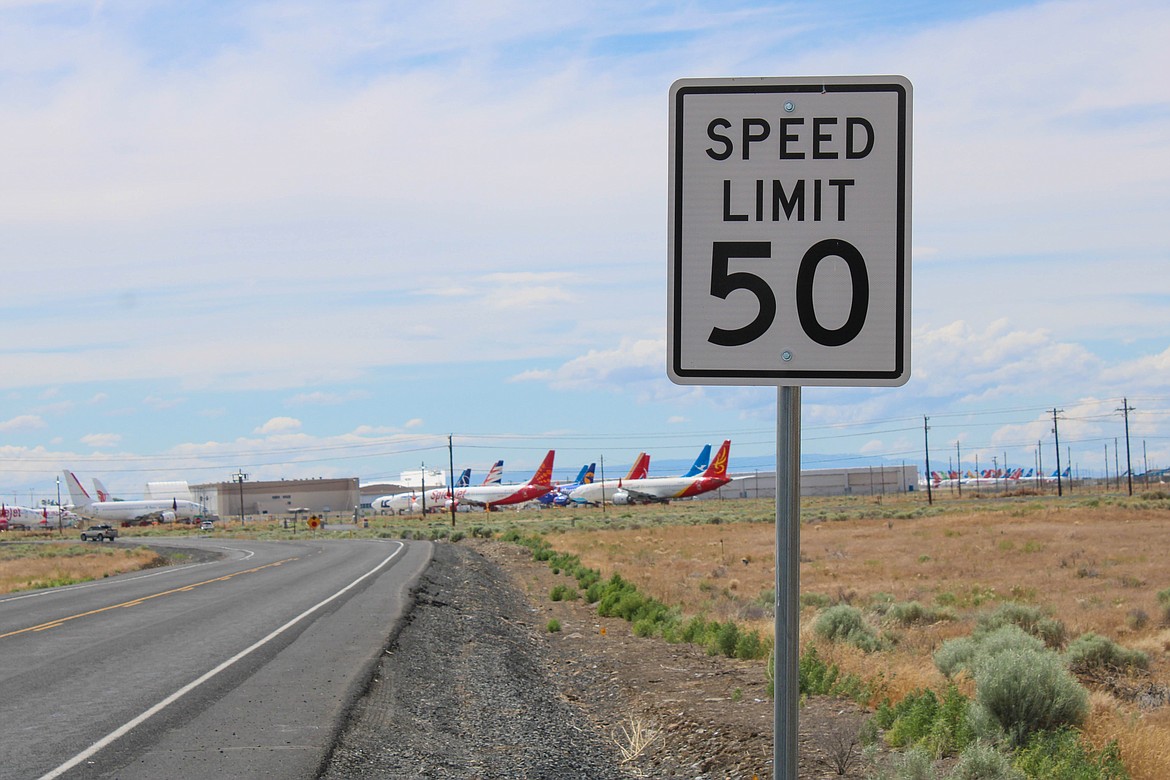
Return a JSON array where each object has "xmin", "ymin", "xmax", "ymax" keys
[{"xmin": 708, "ymin": 239, "xmax": 870, "ymax": 348}]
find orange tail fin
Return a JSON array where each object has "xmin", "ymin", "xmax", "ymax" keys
[
  {"xmin": 703, "ymin": 440, "xmax": 731, "ymax": 479},
  {"xmin": 530, "ymin": 450, "xmax": 555, "ymax": 487}
]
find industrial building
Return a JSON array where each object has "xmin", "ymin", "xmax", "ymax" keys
[{"xmin": 190, "ymin": 477, "xmax": 360, "ymax": 521}]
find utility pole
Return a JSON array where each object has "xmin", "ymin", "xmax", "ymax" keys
[
  {"xmin": 1037, "ymin": 441, "xmax": 1043, "ymax": 491},
  {"xmin": 1114, "ymin": 437, "xmax": 1121, "ymax": 492},
  {"xmin": 923, "ymin": 416, "xmax": 933, "ymax": 505},
  {"xmin": 232, "ymin": 470, "xmax": 248, "ymax": 524},
  {"xmin": 1052, "ymin": 408, "xmax": 1064, "ymax": 497},
  {"xmin": 421, "ymin": 462, "xmax": 427, "ymax": 515},
  {"xmin": 448, "ymin": 434, "xmax": 457, "ymax": 527},
  {"xmin": 1118, "ymin": 398, "xmax": 1134, "ymax": 496},
  {"xmin": 56, "ymin": 476, "xmax": 63, "ymax": 537},
  {"xmin": 955, "ymin": 441, "xmax": 962, "ymax": 498}
]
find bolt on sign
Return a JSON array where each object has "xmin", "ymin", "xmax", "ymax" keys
[{"xmin": 668, "ymin": 76, "xmax": 912, "ymax": 387}]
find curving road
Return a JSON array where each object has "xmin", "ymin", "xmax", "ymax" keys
[{"xmin": 0, "ymin": 537, "xmax": 432, "ymax": 780}]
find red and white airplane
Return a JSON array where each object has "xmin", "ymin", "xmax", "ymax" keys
[
  {"xmin": 0, "ymin": 503, "xmax": 79, "ymax": 530},
  {"xmin": 566, "ymin": 452, "xmax": 652, "ymax": 505},
  {"xmin": 427, "ymin": 450, "xmax": 556, "ymax": 510},
  {"xmin": 606, "ymin": 440, "xmax": 733, "ymax": 505}
]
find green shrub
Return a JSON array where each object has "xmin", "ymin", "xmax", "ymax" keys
[
  {"xmin": 632, "ymin": 618, "xmax": 657, "ymax": 638},
  {"xmin": 949, "ymin": 741, "xmax": 1023, "ymax": 780},
  {"xmin": 546, "ymin": 618, "xmax": 561, "ymax": 633},
  {"xmin": 879, "ymin": 685, "xmax": 973, "ymax": 758},
  {"xmin": 885, "ymin": 600, "xmax": 954, "ymax": 627},
  {"xmin": 1012, "ymin": 727, "xmax": 1129, "ymax": 780},
  {"xmin": 972, "ymin": 647, "xmax": 1089, "ymax": 747},
  {"xmin": 868, "ymin": 746, "xmax": 934, "ymax": 780},
  {"xmin": 1065, "ymin": 632, "xmax": 1150, "ymax": 674},
  {"xmin": 814, "ymin": 604, "xmax": 883, "ymax": 652},
  {"xmin": 935, "ymin": 625, "xmax": 1046, "ymax": 679},
  {"xmin": 733, "ymin": 629, "xmax": 766, "ymax": 660},
  {"xmin": 800, "ymin": 591, "xmax": 833, "ymax": 609},
  {"xmin": 977, "ymin": 602, "xmax": 1066, "ymax": 648},
  {"xmin": 550, "ymin": 584, "xmax": 570, "ymax": 602},
  {"xmin": 797, "ymin": 646, "xmax": 869, "ymax": 703},
  {"xmin": 714, "ymin": 621, "xmax": 740, "ymax": 657}
]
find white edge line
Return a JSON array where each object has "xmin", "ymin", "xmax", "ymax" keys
[{"xmin": 38, "ymin": 540, "xmax": 406, "ymax": 780}]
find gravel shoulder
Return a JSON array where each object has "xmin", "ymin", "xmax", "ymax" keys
[{"xmin": 324, "ymin": 539, "xmax": 874, "ymax": 779}]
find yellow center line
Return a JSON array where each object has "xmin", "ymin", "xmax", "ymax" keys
[{"xmin": 0, "ymin": 557, "xmax": 298, "ymax": 641}]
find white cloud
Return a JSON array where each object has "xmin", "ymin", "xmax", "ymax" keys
[
  {"xmin": 0, "ymin": 414, "xmax": 46, "ymax": 433},
  {"xmin": 81, "ymin": 432, "xmax": 121, "ymax": 448},
  {"xmin": 254, "ymin": 416, "xmax": 302, "ymax": 435}
]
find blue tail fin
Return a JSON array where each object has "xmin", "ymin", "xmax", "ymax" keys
[
  {"xmin": 683, "ymin": 444, "xmax": 712, "ymax": 477},
  {"xmin": 456, "ymin": 468, "xmax": 471, "ymax": 487}
]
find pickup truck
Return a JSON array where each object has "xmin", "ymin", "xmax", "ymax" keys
[{"xmin": 80, "ymin": 524, "xmax": 118, "ymax": 542}]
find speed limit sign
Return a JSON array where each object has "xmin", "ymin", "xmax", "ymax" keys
[{"xmin": 668, "ymin": 76, "xmax": 911, "ymax": 386}]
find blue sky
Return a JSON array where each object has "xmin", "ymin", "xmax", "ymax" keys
[{"xmin": 2, "ymin": 0, "xmax": 1169, "ymax": 501}]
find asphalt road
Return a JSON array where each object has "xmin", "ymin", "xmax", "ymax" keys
[{"xmin": 0, "ymin": 536, "xmax": 432, "ymax": 779}]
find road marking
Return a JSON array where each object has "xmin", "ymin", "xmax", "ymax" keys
[
  {"xmin": 0, "ymin": 558, "xmax": 297, "ymax": 640},
  {"xmin": 0, "ymin": 542, "xmax": 258, "ymax": 605},
  {"xmin": 37, "ymin": 540, "xmax": 406, "ymax": 780}
]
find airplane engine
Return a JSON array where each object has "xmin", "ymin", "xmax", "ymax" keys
[
  {"xmin": 612, "ymin": 490, "xmax": 631, "ymax": 505},
  {"xmin": 161, "ymin": 511, "xmax": 176, "ymax": 523}
]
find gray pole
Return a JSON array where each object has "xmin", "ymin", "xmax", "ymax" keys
[
  {"xmin": 448, "ymin": 434, "xmax": 457, "ymax": 527},
  {"xmin": 1118, "ymin": 398, "xmax": 1135, "ymax": 495},
  {"xmin": 1052, "ymin": 409, "xmax": 1063, "ymax": 497},
  {"xmin": 775, "ymin": 386, "xmax": 801, "ymax": 780},
  {"xmin": 922, "ymin": 416, "xmax": 933, "ymax": 505}
]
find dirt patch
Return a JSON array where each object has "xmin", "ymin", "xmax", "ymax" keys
[{"xmin": 474, "ymin": 539, "xmax": 878, "ymax": 779}]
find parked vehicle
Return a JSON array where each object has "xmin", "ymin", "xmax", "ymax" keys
[{"xmin": 80, "ymin": 524, "xmax": 118, "ymax": 542}]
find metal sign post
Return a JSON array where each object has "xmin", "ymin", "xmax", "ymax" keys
[
  {"xmin": 667, "ymin": 75, "xmax": 912, "ymax": 780},
  {"xmin": 775, "ymin": 385, "xmax": 801, "ymax": 778}
]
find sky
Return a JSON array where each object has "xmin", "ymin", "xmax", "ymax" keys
[{"xmin": 2, "ymin": 0, "xmax": 1169, "ymax": 502}]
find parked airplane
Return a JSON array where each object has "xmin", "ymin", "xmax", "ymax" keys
[
  {"xmin": 681, "ymin": 444, "xmax": 712, "ymax": 478},
  {"xmin": 567, "ymin": 452, "xmax": 652, "ymax": 506},
  {"xmin": 481, "ymin": 460, "xmax": 504, "ymax": 485},
  {"xmin": 64, "ymin": 471, "xmax": 204, "ymax": 523},
  {"xmin": 0, "ymin": 503, "xmax": 79, "ymax": 530},
  {"xmin": 93, "ymin": 478, "xmax": 117, "ymax": 502},
  {"xmin": 370, "ymin": 490, "xmax": 423, "ymax": 515},
  {"xmin": 426, "ymin": 451, "xmax": 556, "ymax": 510},
  {"xmin": 538, "ymin": 463, "xmax": 595, "ymax": 507},
  {"xmin": 607, "ymin": 440, "xmax": 733, "ymax": 505}
]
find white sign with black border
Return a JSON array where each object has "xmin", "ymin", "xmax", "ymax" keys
[{"xmin": 668, "ymin": 76, "xmax": 912, "ymax": 386}]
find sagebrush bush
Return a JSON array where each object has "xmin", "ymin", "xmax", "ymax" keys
[
  {"xmin": 935, "ymin": 625, "xmax": 1046, "ymax": 678},
  {"xmin": 814, "ymin": 604, "xmax": 883, "ymax": 652},
  {"xmin": 972, "ymin": 646, "xmax": 1089, "ymax": 747},
  {"xmin": 976, "ymin": 602, "xmax": 1066, "ymax": 648},
  {"xmin": 949, "ymin": 740, "xmax": 1023, "ymax": 780},
  {"xmin": 1065, "ymin": 632, "xmax": 1149, "ymax": 674}
]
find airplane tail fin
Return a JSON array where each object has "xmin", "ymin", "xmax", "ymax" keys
[
  {"xmin": 94, "ymin": 478, "xmax": 113, "ymax": 502},
  {"xmin": 530, "ymin": 450, "xmax": 555, "ymax": 487},
  {"xmin": 683, "ymin": 444, "xmax": 712, "ymax": 478},
  {"xmin": 583, "ymin": 463, "xmax": 596, "ymax": 485},
  {"xmin": 703, "ymin": 440, "xmax": 731, "ymax": 479},
  {"xmin": 63, "ymin": 470, "xmax": 93, "ymax": 507},
  {"xmin": 625, "ymin": 452, "xmax": 650, "ymax": 480},
  {"xmin": 572, "ymin": 464, "xmax": 589, "ymax": 485},
  {"xmin": 455, "ymin": 468, "xmax": 471, "ymax": 488},
  {"xmin": 482, "ymin": 460, "xmax": 504, "ymax": 485}
]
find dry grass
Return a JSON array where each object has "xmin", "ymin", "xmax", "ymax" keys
[
  {"xmin": 0, "ymin": 543, "xmax": 163, "ymax": 593},
  {"xmin": 550, "ymin": 494, "xmax": 1170, "ymax": 778}
]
